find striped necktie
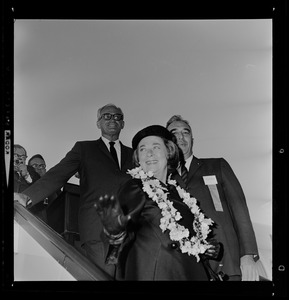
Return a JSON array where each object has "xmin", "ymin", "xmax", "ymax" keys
[
  {"xmin": 181, "ymin": 164, "xmax": 188, "ymax": 184},
  {"xmin": 109, "ymin": 141, "xmax": 119, "ymax": 168}
]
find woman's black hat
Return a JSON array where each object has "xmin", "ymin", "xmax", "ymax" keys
[{"xmin": 132, "ymin": 125, "xmax": 175, "ymax": 150}]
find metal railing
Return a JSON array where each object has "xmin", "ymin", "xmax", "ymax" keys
[{"xmin": 14, "ymin": 202, "xmax": 113, "ymax": 281}]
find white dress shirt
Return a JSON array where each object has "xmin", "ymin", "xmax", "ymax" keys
[
  {"xmin": 101, "ymin": 136, "xmax": 121, "ymax": 167},
  {"xmin": 178, "ymin": 154, "xmax": 193, "ymax": 175}
]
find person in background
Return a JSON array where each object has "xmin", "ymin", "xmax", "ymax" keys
[
  {"xmin": 28, "ymin": 154, "xmax": 47, "ymax": 178},
  {"xmin": 14, "ymin": 144, "xmax": 40, "ymax": 193},
  {"xmin": 14, "ymin": 145, "xmax": 49, "ymax": 221},
  {"xmin": 28, "ymin": 154, "xmax": 62, "ymax": 222},
  {"xmin": 94, "ymin": 125, "xmax": 221, "ymax": 281},
  {"xmin": 14, "ymin": 103, "xmax": 134, "ymax": 279},
  {"xmin": 166, "ymin": 114, "xmax": 260, "ymax": 281}
]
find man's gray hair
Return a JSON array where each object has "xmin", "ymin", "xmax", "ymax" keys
[
  {"xmin": 14, "ymin": 144, "xmax": 27, "ymax": 156},
  {"xmin": 166, "ymin": 115, "xmax": 191, "ymax": 130},
  {"xmin": 97, "ymin": 103, "xmax": 124, "ymax": 121}
]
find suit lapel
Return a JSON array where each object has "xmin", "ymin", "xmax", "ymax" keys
[
  {"xmin": 120, "ymin": 142, "xmax": 126, "ymax": 169},
  {"xmin": 172, "ymin": 156, "xmax": 202, "ymax": 188},
  {"xmin": 173, "ymin": 171, "xmax": 186, "ymax": 188},
  {"xmin": 120, "ymin": 142, "xmax": 131, "ymax": 170},
  {"xmin": 96, "ymin": 138, "xmax": 112, "ymax": 160},
  {"xmin": 97, "ymin": 138, "xmax": 131, "ymax": 169},
  {"xmin": 187, "ymin": 156, "xmax": 202, "ymax": 181}
]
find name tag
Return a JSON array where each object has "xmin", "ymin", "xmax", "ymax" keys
[
  {"xmin": 203, "ymin": 175, "xmax": 218, "ymax": 185},
  {"xmin": 203, "ymin": 175, "xmax": 223, "ymax": 212}
]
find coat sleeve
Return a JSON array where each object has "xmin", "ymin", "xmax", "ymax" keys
[
  {"xmin": 101, "ymin": 179, "xmax": 146, "ymax": 265},
  {"xmin": 22, "ymin": 142, "xmax": 81, "ymax": 206},
  {"xmin": 27, "ymin": 165, "xmax": 41, "ymax": 182},
  {"xmin": 220, "ymin": 158, "xmax": 259, "ymax": 258},
  {"xmin": 118, "ymin": 179, "xmax": 147, "ymax": 223}
]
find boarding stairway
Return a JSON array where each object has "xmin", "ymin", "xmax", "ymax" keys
[{"xmin": 14, "ymin": 183, "xmax": 112, "ymax": 281}]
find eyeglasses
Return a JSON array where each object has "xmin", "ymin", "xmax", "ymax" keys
[
  {"xmin": 100, "ymin": 113, "xmax": 123, "ymax": 121},
  {"xmin": 14, "ymin": 154, "xmax": 27, "ymax": 159},
  {"xmin": 31, "ymin": 163, "xmax": 46, "ymax": 169}
]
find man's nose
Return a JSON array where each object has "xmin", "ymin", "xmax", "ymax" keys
[{"xmin": 176, "ymin": 133, "xmax": 184, "ymax": 141}]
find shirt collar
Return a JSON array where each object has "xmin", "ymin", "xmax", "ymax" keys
[
  {"xmin": 101, "ymin": 136, "xmax": 120, "ymax": 150},
  {"xmin": 178, "ymin": 154, "xmax": 193, "ymax": 175},
  {"xmin": 185, "ymin": 154, "xmax": 193, "ymax": 170}
]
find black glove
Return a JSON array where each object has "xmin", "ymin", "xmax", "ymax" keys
[{"xmin": 94, "ymin": 194, "xmax": 131, "ymax": 235}]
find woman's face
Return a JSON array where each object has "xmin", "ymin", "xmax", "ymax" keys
[{"xmin": 137, "ymin": 135, "xmax": 168, "ymax": 181}]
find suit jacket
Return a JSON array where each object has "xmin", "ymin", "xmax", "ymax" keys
[
  {"xmin": 23, "ymin": 138, "xmax": 134, "ymax": 245},
  {"xmin": 172, "ymin": 156, "xmax": 259, "ymax": 277},
  {"xmin": 113, "ymin": 178, "xmax": 209, "ymax": 281}
]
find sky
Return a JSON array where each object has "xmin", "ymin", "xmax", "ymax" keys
[{"xmin": 14, "ymin": 19, "xmax": 272, "ymax": 228}]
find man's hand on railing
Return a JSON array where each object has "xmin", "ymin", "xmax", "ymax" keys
[
  {"xmin": 14, "ymin": 192, "xmax": 32, "ymax": 208},
  {"xmin": 94, "ymin": 194, "xmax": 130, "ymax": 235}
]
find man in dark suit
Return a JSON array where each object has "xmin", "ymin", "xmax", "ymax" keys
[
  {"xmin": 166, "ymin": 115, "xmax": 260, "ymax": 281},
  {"xmin": 14, "ymin": 104, "xmax": 134, "ymax": 278},
  {"xmin": 27, "ymin": 154, "xmax": 62, "ymax": 222}
]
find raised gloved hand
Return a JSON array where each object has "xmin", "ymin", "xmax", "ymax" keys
[
  {"xmin": 240, "ymin": 255, "xmax": 260, "ymax": 281},
  {"xmin": 94, "ymin": 194, "xmax": 131, "ymax": 235},
  {"xmin": 205, "ymin": 238, "xmax": 222, "ymax": 260}
]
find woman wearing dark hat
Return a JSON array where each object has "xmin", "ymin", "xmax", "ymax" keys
[{"xmin": 94, "ymin": 125, "xmax": 221, "ymax": 280}]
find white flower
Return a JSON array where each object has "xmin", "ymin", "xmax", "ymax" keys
[{"xmin": 127, "ymin": 167, "xmax": 214, "ymax": 262}]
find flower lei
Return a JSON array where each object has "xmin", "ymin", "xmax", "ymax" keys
[{"xmin": 127, "ymin": 166, "xmax": 214, "ymax": 262}]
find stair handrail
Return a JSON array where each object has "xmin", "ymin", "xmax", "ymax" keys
[{"xmin": 14, "ymin": 201, "xmax": 113, "ymax": 281}]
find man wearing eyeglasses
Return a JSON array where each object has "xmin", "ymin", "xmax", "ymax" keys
[
  {"xmin": 21, "ymin": 154, "xmax": 59, "ymax": 222},
  {"xmin": 28, "ymin": 154, "xmax": 62, "ymax": 207},
  {"xmin": 28, "ymin": 154, "xmax": 47, "ymax": 177},
  {"xmin": 14, "ymin": 103, "xmax": 134, "ymax": 279},
  {"xmin": 14, "ymin": 144, "xmax": 40, "ymax": 193}
]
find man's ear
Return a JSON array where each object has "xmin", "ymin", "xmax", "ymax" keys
[
  {"xmin": 121, "ymin": 120, "xmax": 125, "ymax": 129},
  {"xmin": 96, "ymin": 121, "xmax": 100, "ymax": 129}
]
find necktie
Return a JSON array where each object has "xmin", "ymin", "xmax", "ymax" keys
[
  {"xmin": 109, "ymin": 141, "xmax": 119, "ymax": 168},
  {"xmin": 181, "ymin": 164, "xmax": 188, "ymax": 184}
]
